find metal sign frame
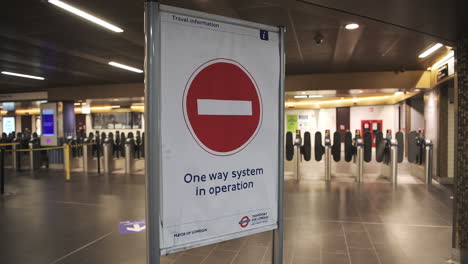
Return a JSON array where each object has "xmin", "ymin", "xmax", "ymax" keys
[{"xmin": 144, "ymin": 1, "xmax": 285, "ymax": 263}]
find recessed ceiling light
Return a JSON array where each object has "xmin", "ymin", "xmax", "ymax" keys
[
  {"xmin": 394, "ymin": 92, "xmax": 404, "ymax": 96},
  {"xmin": 415, "ymin": 89, "xmax": 420, "ymax": 92},
  {"xmin": 345, "ymin": 23, "xmax": 359, "ymax": 30},
  {"xmin": 308, "ymin": 95, "xmax": 323, "ymax": 98},
  {"xmin": 108, "ymin": 62, "xmax": 143, "ymax": 73},
  {"xmin": 350, "ymin": 90, "xmax": 363, "ymax": 94},
  {"xmin": 301, "ymin": 92, "xmax": 306, "ymax": 95},
  {"xmin": 48, "ymin": 0, "xmax": 124, "ymax": 33},
  {"xmin": 1, "ymin": 71, "xmax": 45, "ymax": 80},
  {"xmin": 418, "ymin": 43, "xmax": 443, "ymax": 58},
  {"xmin": 294, "ymin": 95, "xmax": 308, "ymax": 99}
]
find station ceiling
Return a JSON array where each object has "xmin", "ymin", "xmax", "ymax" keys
[{"xmin": 0, "ymin": 0, "xmax": 455, "ymax": 92}]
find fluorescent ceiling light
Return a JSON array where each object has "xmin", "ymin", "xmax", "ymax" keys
[
  {"xmin": 345, "ymin": 23, "xmax": 359, "ymax": 30},
  {"xmin": 111, "ymin": 105, "xmax": 120, "ymax": 109},
  {"xmin": 294, "ymin": 95, "xmax": 323, "ymax": 99},
  {"xmin": 109, "ymin": 61, "xmax": 143, "ymax": 73},
  {"xmin": 1, "ymin": 71, "xmax": 45, "ymax": 80},
  {"xmin": 350, "ymin": 90, "xmax": 363, "ymax": 94},
  {"xmin": 418, "ymin": 43, "xmax": 443, "ymax": 58},
  {"xmin": 48, "ymin": 0, "xmax": 124, "ymax": 33}
]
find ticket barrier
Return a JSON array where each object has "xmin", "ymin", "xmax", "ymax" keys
[
  {"xmin": 82, "ymin": 136, "xmax": 102, "ymax": 173},
  {"xmin": 343, "ymin": 130, "xmax": 376, "ymax": 182},
  {"xmin": 375, "ymin": 130, "xmax": 404, "ymax": 185},
  {"xmin": 4, "ymin": 143, "xmax": 17, "ymax": 169},
  {"xmin": 124, "ymin": 136, "xmax": 145, "ymax": 174},
  {"xmin": 28, "ymin": 136, "xmax": 42, "ymax": 170},
  {"xmin": 315, "ymin": 130, "xmax": 341, "ymax": 181},
  {"xmin": 285, "ymin": 130, "xmax": 311, "ymax": 180},
  {"xmin": 408, "ymin": 129, "xmax": 433, "ymax": 185},
  {"xmin": 102, "ymin": 133, "xmax": 125, "ymax": 174},
  {"xmin": 66, "ymin": 136, "xmax": 84, "ymax": 171}
]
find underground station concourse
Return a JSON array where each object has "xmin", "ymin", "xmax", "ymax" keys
[{"xmin": 1, "ymin": 1, "xmax": 468, "ymax": 264}]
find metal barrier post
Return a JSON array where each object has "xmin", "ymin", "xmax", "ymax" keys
[
  {"xmin": 96, "ymin": 144, "xmax": 101, "ymax": 174},
  {"xmin": 424, "ymin": 140, "xmax": 433, "ymax": 185},
  {"xmin": 29, "ymin": 143, "xmax": 34, "ymax": 171},
  {"xmin": 1, "ymin": 148, "xmax": 4, "ymax": 195},
  {"xmin": 16, "ymin": 144, "xmax": 21, "ymax": 171},
  {"xmin": 390, "ymin": 140, "xmax": 398, "ymax": 185},
  {"xmin": 103, "ymin": 143, "xmax": 111, "ymax": 173},
  {"xmin": 12, "ymin": 144, "xmax": 17, "ymax": 169},
  {"xmin": 64, "ymin": 144, "xmax": 71, "ymax": 181},
  {"xmin": 324, "ymin": 146, "xmax": 331, "ymax": 182},
  {"xmin": 356, "ymin": 143, "xmax": 364, "ymax": 183},
  {"xmin": 83, "ymin": 144, "xmax": 89, "ymax": 172},
  {"xmin": 125, "ymin": 143, "xmax": 132, "ymax": 174},
  {"xmin": 295, "ymin": 147, "xmax": 300, "ymax": 180}
]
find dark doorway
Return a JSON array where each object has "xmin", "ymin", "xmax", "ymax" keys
[
  {"xmin": 75, "ymin": 114, "xmax": 87, "ymax": 132},
  {"xmin": 336, "ymin": 107, "xmax": 350, "ymax": 142},
  {"xmin": 21, "ymin": 115, "xmax": 32, "ymax": 133}
]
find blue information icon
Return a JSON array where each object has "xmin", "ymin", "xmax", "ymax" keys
[{"xmin": 260, "ymin": 30, "xmax": 269, "ymax": 41}]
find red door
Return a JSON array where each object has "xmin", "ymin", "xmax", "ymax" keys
[{"xmin": 361, "ymin": 120, "xmax": 383, "ymax": 147}]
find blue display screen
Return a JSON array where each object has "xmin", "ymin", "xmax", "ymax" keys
[{"xmin": 42, "ymin": 109, "xmax": 55, "ymax": 136}]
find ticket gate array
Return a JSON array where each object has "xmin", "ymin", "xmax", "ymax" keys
[
  {"xmin": 286, "ymin": 129, "xmax": 405, "ymax": 183},
  {"xmin": 0, "ymin": 132, "xmax": 49, "ymax": 170},
  {"xmin": 79, "ymin": 131, "xmax": 145, "ymax": 174},
  {"xmin": 407, "ymin": 129, "xmax": 434, "ymax": 185},
  {"xmin": 0, "ymin": 129, "xmax": 147, "ymax": 176}
]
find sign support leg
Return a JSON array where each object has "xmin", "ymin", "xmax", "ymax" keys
[
  {"xmin": 145, "ymin": 1, "xmax": 161, "ymax": 264},
  {"xmin": 273, "ymin": 25, "xmax": 286, "ymax": 264}
]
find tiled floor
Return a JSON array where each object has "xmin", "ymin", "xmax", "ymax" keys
[{"xmin": 0, "ymin": 169, "xmax": 454, "ymax": 264}]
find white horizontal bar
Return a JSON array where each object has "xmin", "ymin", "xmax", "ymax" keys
[
  {"xmin": 48, "ymin": 0, "xmax": 124, "ymax": 33},
  {"xmin": 1, "ymin": 71, "xmax": 45, "ymax": 80},
  {"xmin": 160, "ymin": 4, "xmax": 279, "ymax": 32},
  {"xmin": 197, "ymin": 99, "xmax": 252, "ymax": 116}
]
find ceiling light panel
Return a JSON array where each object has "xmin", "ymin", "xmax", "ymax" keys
[
  {"xmin": 48, "ymin": 0, "xmax": 124, "ymax": 33},
  {"xmin": 418, "ymin": 43, "xmax": 443, "ymax": 58},
  {"xmin": 109, "ymin": 62, "xmax": 143, "ymax": 73},
  {"xmin": 1, "ymin": 71, "xmax": 45, "ymax": 80},
  {"xmin": 345, "ymin": 23, "xmax": 359, "ymax": 30}
]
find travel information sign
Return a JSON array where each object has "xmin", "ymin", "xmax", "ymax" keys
[{"xmin": 145, "ymin": 3, "xmax": 285, "ymax": 259}]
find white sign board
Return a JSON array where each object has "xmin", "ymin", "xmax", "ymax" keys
[
  {"xmin": 2, "ymin": 117, "xmax": 15, "ymax": 135},
  {"xmin": 156, "ymin": 5, "xmax": 281, "ymax": 254}
]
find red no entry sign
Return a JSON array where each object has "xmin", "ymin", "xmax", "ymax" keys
[{"xmin": 183, "ymin": 58, "xmax": 263, "ymax": 156}]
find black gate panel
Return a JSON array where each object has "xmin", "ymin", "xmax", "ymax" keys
[
  {"xmin": 314, "ymin": 132, "xmax": 324, "ymax": 161},
  {"xmin": 286, "ymin": 131, "xmax": 294, "ymax": 161},
  {"xmin": 407, "ymin": 131, "xmax": 418, "ymax": 164},
  {"xmin": 396, "ymin": 131, "xmax": 404, "ymax": 163},
  {"xmin": 332, "ymin": 131, "xmax": 341, "ymax": 162},
  {"xmin": 344, "ymin": 131, "xmax": 353, "ymax": 162},
  {"xmin": 302, "ymin": 132, "xmax": 312, "ymax": 161},
  {"xmin": 363, "ymin": 131, "xmax": 372, "ymax": 162}
]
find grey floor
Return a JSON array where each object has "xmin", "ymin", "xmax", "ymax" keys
[{"xmin": 0, "ymin": 169, "xmax": 454, "ymax": 264}]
